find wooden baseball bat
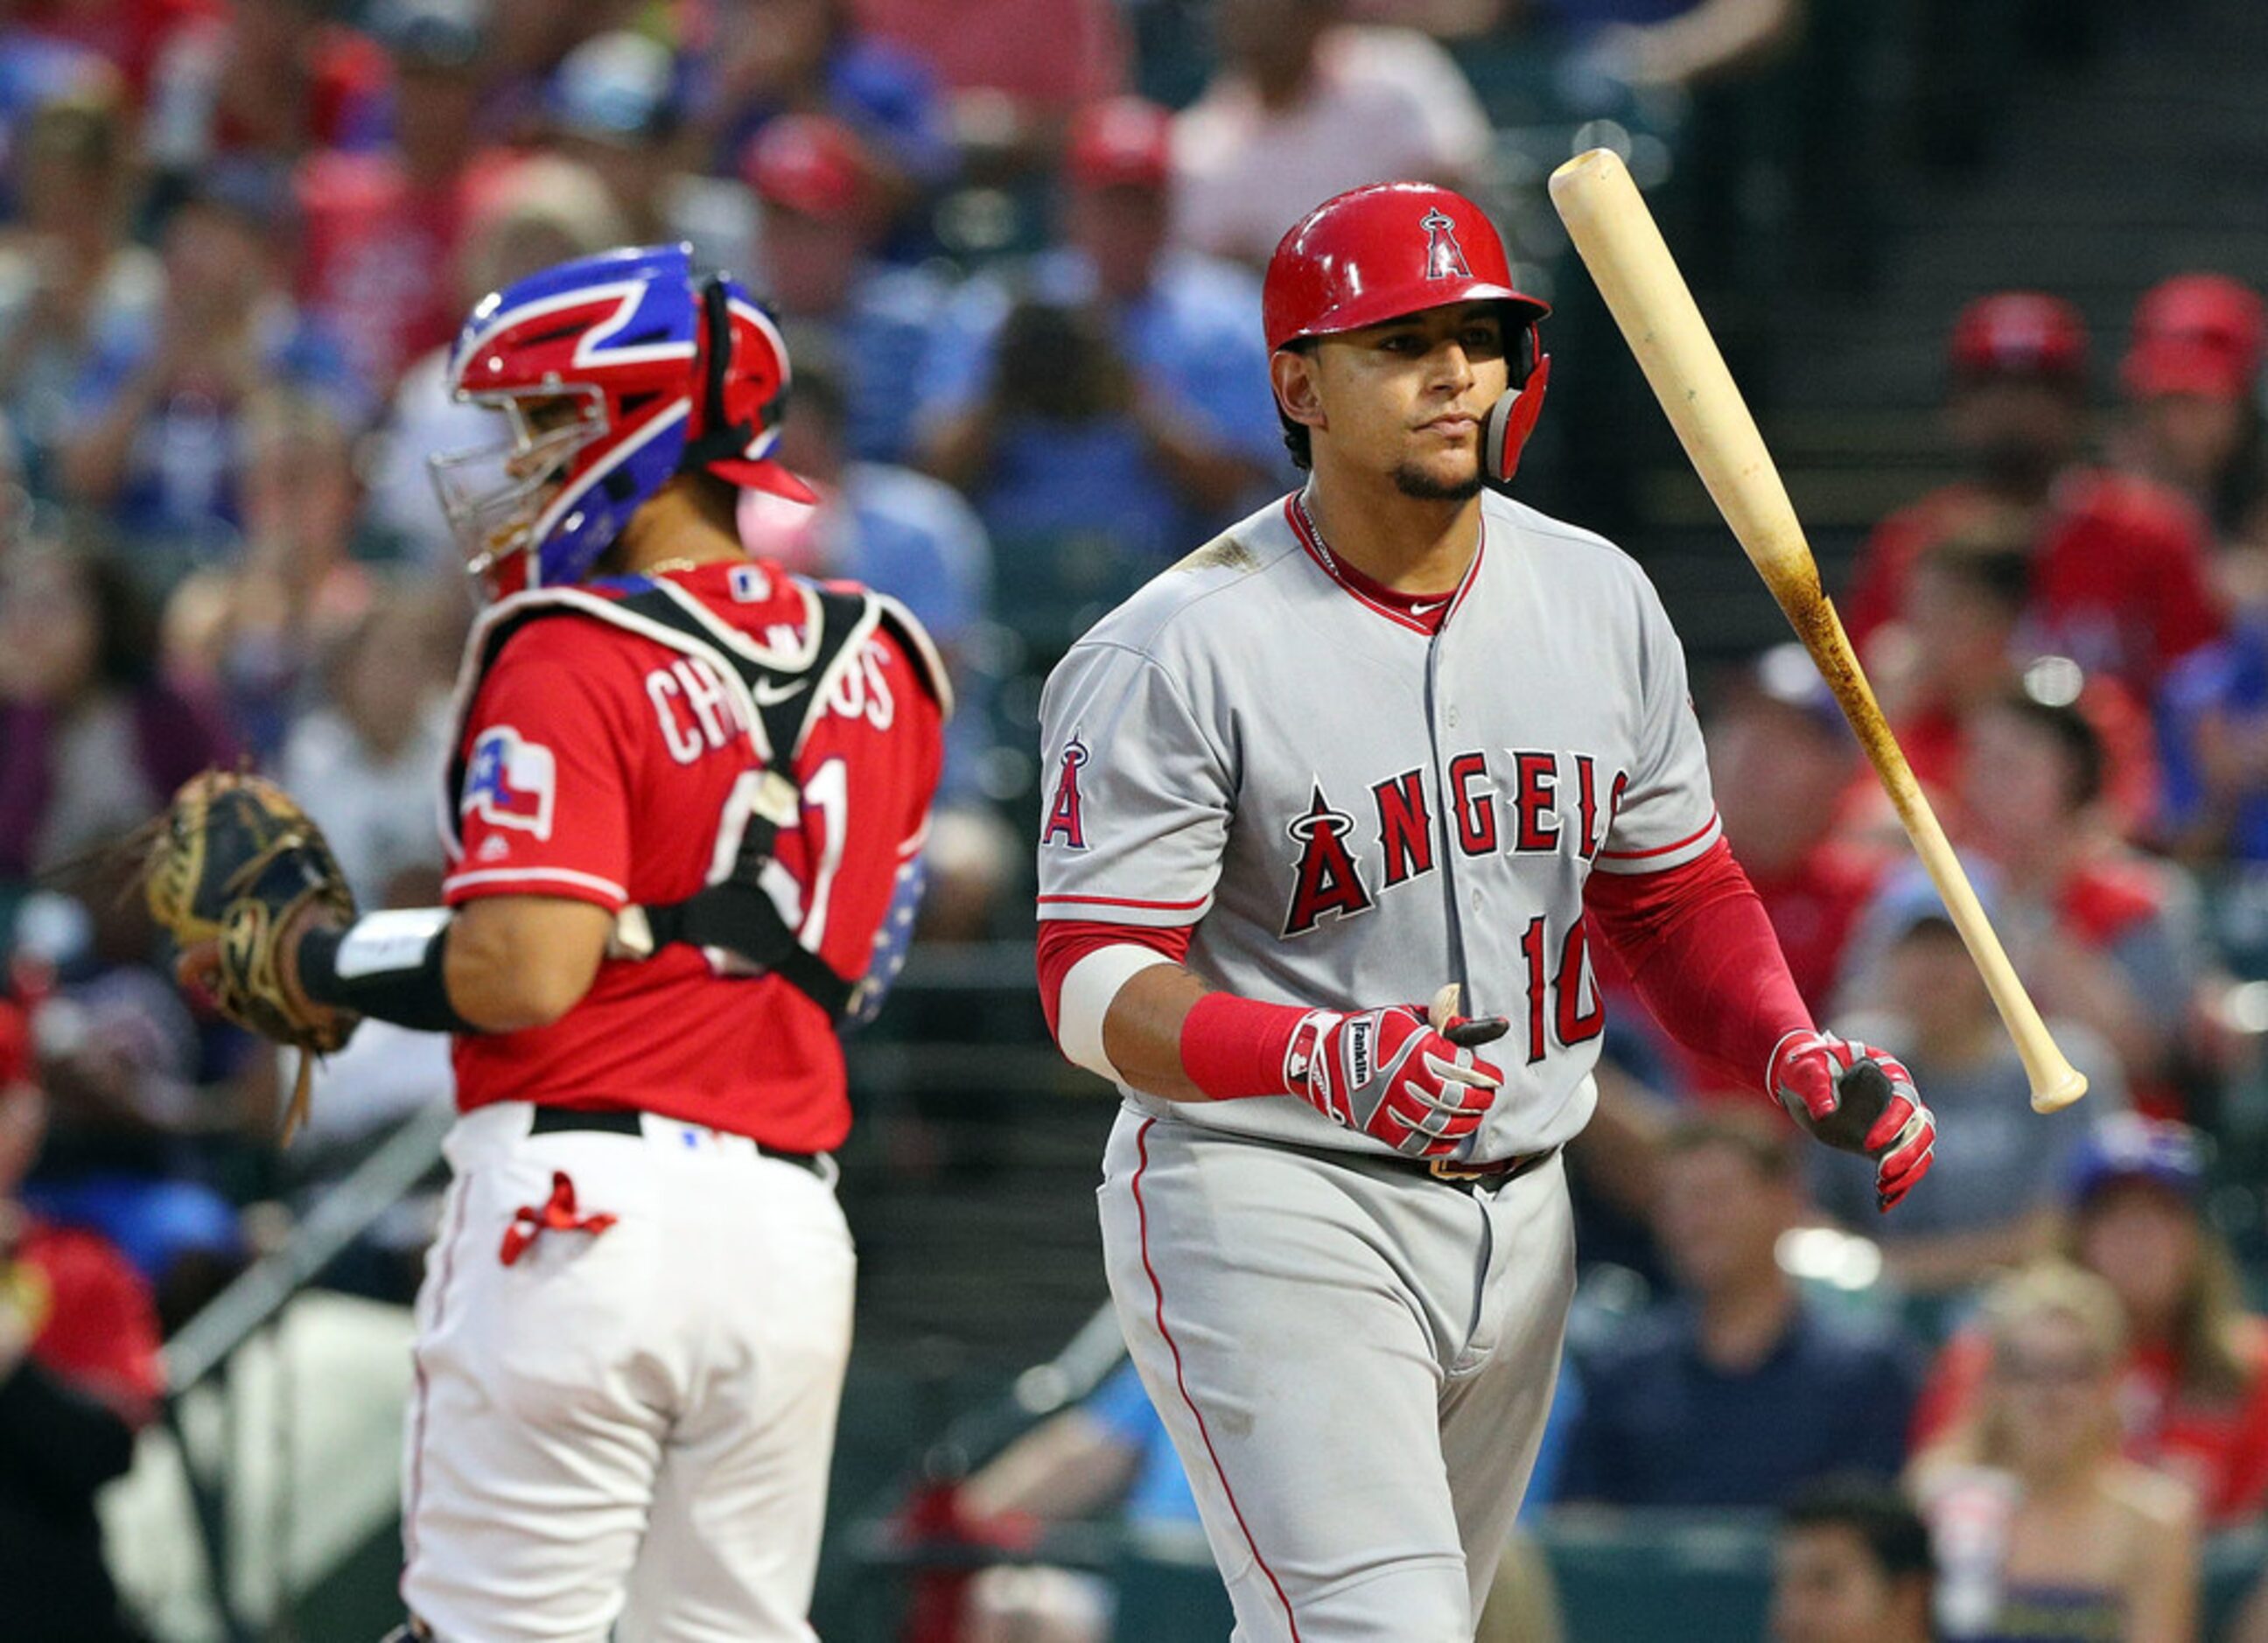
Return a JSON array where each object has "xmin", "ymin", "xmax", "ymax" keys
[{"xmin": 1547, "ymin": 147, "xmax": 2087, "ymax": 1114}]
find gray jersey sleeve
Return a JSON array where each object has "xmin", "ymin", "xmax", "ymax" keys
[
  {"xmin": 1037, "ymin": 640, "xmax": 1235, "ymax": 929},
  {"xmin": 1592, "ymin": 578, "xmax": 1721, "ymax": 875}
]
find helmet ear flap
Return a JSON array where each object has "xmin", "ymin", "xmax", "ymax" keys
[{"xmin": 1482, "ymin": 350, "xmax": 1549, "ymax": 490}]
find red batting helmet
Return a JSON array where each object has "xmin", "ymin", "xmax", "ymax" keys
[
  {"xmin": 1264, "ymin": 182, "xmax": 1552, "ymax": 483},
  {"xmin": 1264, "ymin": 182, "xmax": 1546, "ymax": 351}
]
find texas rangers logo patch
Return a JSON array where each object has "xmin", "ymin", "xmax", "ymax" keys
[
  {"xmin": 1042, "ymin": 738, "xmax": 1090, "ymax": 849},
  {"xmin": 1421, "ymin": 208, "xmax": 1473, "ymax": 282},
  {"xmin": 464, "ymin": 725, "xmax": 556, "ymax": 839}
]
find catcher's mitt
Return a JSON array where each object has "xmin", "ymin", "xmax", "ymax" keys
[{"xmin": 142, "ymin": 770, "xmax": 360, "ymax": 1142}]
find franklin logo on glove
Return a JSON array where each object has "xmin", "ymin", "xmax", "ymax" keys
[{"xmin": 1345, "ymin": 1015, "xmax": 1376, "ymax": 1087}]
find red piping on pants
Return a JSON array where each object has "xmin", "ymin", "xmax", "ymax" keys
[{"xmin": 1132, "ymin": 1118, "xmax": 1303, "ymax": 1641}]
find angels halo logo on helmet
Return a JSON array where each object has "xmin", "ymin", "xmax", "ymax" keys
[{"xmin": 430, "ymin": 242, "xmax": 816, "ymax": 599}]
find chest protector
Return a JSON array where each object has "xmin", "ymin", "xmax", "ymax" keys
[{"xmin": 442, "ymin": 569, "xmax": 948, "ymax": 1023}]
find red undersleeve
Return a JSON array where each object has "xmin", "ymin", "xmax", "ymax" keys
[{"xmin": 1583, "ymin": 838, "xmax": 1814, "ymax": 1098}]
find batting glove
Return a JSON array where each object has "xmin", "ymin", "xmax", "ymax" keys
[
  {"xmin": 1768, "ymin": 1030, "xmax": 1937, "ymax": 1211},
  {"xmin": 1287, "ymin": 991, "xmax": 1508, "ymax": 1158}
]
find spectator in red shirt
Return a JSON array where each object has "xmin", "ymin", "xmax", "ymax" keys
[
  {"xmin": 144, "ymin": 0, "xmax": 391, "ymax": 187},
  {"xmin": 1912, "ymin": 1117, "xmax": 2268, "ymax": 1528},
  {"xmin": 1957, "ymin": 687, "xmax": 2210, "ymax": 1116},
  {"xmin": 1843, "ymin": 291, "xmax": 2223, "ymax": 697},
  {"xmin": 851, "ymin": 0, "xmax": 1126, "ymax": 170},
  {"xmin": 291, "ymin": 0, "xmax": 510, "ymax": 396},
  {"xmin": 0, "ymin": 999, "xmax": 166, "ymax": 1643},
  {"xmin": 1705, "ymin": 643, "xmax": 1886, "ymax": 1006},
  {"xmin": 1866, "ymin": 539, "xmax": 2159, "ymax": 842},
  {"xmin": 2111, "ymin": 271, "xmax": 2268, "ymax": 547},
  {"xmin": 1704, "ymin": 646, "xmax": 1887, "ymax": 1010},
  {"xmin": 1588, "ymin": 646, "xmax": 1886, "ymax": 1101}
]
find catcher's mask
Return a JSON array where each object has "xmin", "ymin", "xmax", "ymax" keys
[{"xmin": 430, "ymin": 242, "xmax": 814, "ymax": 600}]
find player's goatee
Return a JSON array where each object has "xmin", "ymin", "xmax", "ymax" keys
[{"xmin": 1392, "ymin": 464, "xmax": 1484, "ymax": 502}]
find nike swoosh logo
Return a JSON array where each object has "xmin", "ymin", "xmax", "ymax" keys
[{"xmin": 752, "ymin": 679, "xmax": 808, "ymax": 707}]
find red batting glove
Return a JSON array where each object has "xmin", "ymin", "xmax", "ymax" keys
[
  {"xmin": 1768, "ymin": 1030, "xmax": 1937, "ymax": 1211},
  {"xmin": 1286, "ymin": 1003, "xmax": 1507, "ymax": 1158}
]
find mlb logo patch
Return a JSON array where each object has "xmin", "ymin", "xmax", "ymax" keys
[{"xmin": 464, "ymin": 726, "xmax": 556, "ymax": 839}]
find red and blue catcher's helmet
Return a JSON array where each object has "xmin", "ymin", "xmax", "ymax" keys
[
  {"xmin": 1264, "ymin": 182, "xmax": 1553, "ymax": 483},
  {"xmin": 431, "ymin": 242, "xmax": 816, "ymax": 598}
]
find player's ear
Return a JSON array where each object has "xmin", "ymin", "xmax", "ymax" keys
[{"xmin": 1271, "ymin": 346, "xmax": 1326, "ymax": 436}]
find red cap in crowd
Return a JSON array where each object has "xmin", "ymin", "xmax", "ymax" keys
[
  {"xmin": 741, "ymin": 114, "xmax": 874, "ymax": 223},
  {"xmin": 1066, "ymin": 97, "xmax": 1173, "ymax": 192},
  {"xmin": 2121, "ymin": 272, "xmax": 2265, "ymax": 402},
  {"xmin": 1949, "ymin": 292, "xmax": 2090, "ymax": 384}
]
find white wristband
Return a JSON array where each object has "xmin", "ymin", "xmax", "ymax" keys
[{"xmin": 1057, "ymin": 944, "xmax": 1176, "ymax": 1084}]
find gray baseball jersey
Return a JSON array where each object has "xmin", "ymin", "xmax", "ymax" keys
[{"xmin": 1037, "ymin": 487, "xmax": 1720, "ymax": 1160}]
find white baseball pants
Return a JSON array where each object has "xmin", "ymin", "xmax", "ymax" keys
[{"xmin": 399, "ymin": 1102, "xmax": 856, "ymax": 1643}]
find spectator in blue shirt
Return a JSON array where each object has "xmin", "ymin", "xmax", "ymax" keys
[
  {"xmin": 0, "ymin": 82, "xmax": 158, "ymax": 506},
  {"xmin": 1560, "ymin": 1113, "xmax": 1920, "ymax": 1507},
  {"xmin": 913, "ymin": 96, "xmax": 1283, "ymax": 578},
  {"xmin": 56, "ymin": 175, "xmax": 369, "ymax": 565},
  {"xmin": 694, "ymin": 0, "xmax": 955, "ymax": 241},
  {"xmin": 0, "ymin": 26, "xmax": 106, "ymax": 185},
  {"xmin": 744, "ymin": 113, "xmax": 948, "ymax": 466},
  {"xmin": 541, "ymin": 30, "xmax": 765, "ymax": 282},
  {"xmin": 2158, "ymin": 610, "xmax": 2268, "ymax": 867}
]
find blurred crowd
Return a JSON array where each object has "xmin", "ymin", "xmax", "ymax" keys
[{"xmin": 0, "ymin": 0, "xmax": 2264, "ymax": 1638}]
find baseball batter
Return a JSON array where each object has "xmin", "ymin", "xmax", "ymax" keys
[
  {"xmin": 178, "ymin": 246, "xmax": 947, "ymax": 1641},
  {"xmin": 1034, "ymin": 183, "xmax": 1940, "ymax": 1641}
]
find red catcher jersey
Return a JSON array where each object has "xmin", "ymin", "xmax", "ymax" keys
[
  {"xmin": 442, "ymin": 561, "xmax": 945, "ymax": 1151},
  {"xmin": 292, "ymin": 149, "xmax": 514, "ymax": 392}
]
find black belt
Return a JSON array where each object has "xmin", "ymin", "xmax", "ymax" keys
[{"xmin": 528, "ymin": 1105, "xmax": 826, "ymax": 1178}]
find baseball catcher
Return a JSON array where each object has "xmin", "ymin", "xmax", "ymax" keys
[{"xmin": 141, "ymin": 242, "xmax": 948, "ymax": 1643}]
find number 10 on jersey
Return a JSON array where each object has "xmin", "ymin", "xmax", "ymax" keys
[{"xmin": 1516, "ymin": 915, "xmax": 1604, "ymax": 1066}]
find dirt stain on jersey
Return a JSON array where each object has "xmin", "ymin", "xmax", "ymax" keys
[{"xmin": 1173, "ymin": 532, "xmax": 1256, "ymax": 574}]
